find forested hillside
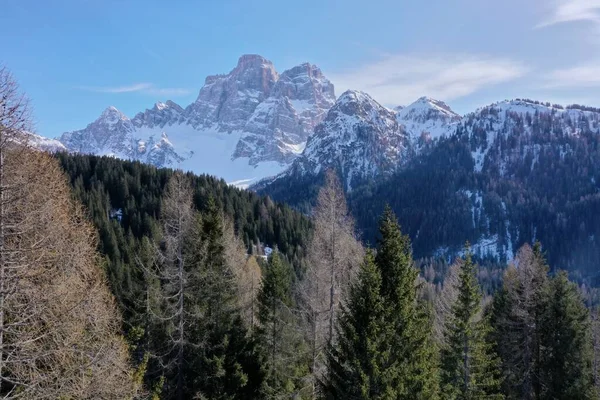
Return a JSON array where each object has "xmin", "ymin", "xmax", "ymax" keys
[
  {"xmin": 52, "ymin": 154, "xmax": 600, "ymax": 399},
  {"xmin": 261, "ymin": 100, "xmax": 600, "ymax": 281},
  {"xmin": 56, "ymin": 153, "xmax": 311, "ymax": 295}
]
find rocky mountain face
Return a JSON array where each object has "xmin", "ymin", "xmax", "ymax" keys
[
  {"xmin": 259, "ymin": 98, "xmax": 600, "ymax": 275},
  {"xmin": 57, "ymin": 55, "xmax": 336, "ymax": 185},
  {"xmin": 271, "ymin": 90, "xmax": 409, "ymax": 191}
]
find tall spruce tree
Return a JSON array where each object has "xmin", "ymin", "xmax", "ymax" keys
[
  {"xmin": 440, "ymin": 247, "xmax": 503, "ymax": 400},
  {"xmin": 193, "ymin": 198, "xmax": 262, "ymax": 399},
  {"xmin": 322, "ymin": 250, "xmax": 395, "ymax": 399},
  {"xmin": 490, "ymin": 243, "xmax": 549, "ymax": 399},
  {"xmin": 539, "ymin": 271, "xmax": 597, "ymax": 399},
  {"xmin": 375, "ymin": 206, "xmax": 439, "ymax": 398},
  {"xmin": 256, "ymin": 251, "xmax": 309, "ymax": 398}
]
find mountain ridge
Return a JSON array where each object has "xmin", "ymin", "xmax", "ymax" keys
[{"xmin": 54, "ymin": 54, "xmax": 336, "ymax": 186}]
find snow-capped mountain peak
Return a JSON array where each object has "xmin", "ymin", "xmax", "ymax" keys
[
  {"xmin": 396, "ymin": 96, "xmax": 461, "ymax": 142},
  {"xmin": 100, "ymin": 106, "xmax": 128, "ymax": 123},
  {"xmin": 275, "ymin": 89, "xmax": 409, "ymax": 190},
  {"xmin": 56, "ymin": 54, "xmax": 336, "ymax": 186},
  {"xmin": 459, "ymin": 98, "xmax": 600, "ymax": 173}
]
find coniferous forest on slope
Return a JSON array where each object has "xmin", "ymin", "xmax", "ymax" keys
[
  {"xmin": 49, "ymin": 153, "xmax": 600, "ymax": 399},
  {"xmin": 261, "ymin": 105, "xmax": 600, "ymax": 281}
]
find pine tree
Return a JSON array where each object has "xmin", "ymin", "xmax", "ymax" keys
[
  {"xmin": 256, "ymin": 251, "xmax": 309, "ymax": 398},
  {"xmin": 193, "ymin": 197, "xmax": 262, "ymax": 399},
  {"xmin": 440, "ymin": 247, "xmax": 503, "ymax": 400},
  {"xmin": 145, "ymin": 178, "xmax": 260, "ymax": 399},
  {"xmin": 375, "ymin": 206, "xmax": 439, "ymax": 398},
  {"xmin": 322, "ymin": 250, "xmax": 395, "ymax": 399},
  {"xmin": 539, "ymin": 271, "xmax": 597, "ymax": 399},
  {"xmin": 491, "ymin": 243, "xmax": 549, "ymax": 399}
]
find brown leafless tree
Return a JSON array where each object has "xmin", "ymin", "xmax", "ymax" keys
[
  {"xmin": 223, "ymin": 220, "xmax": 261, "ymax": 329},
  {"xmin": 299, "ymin": 170, "xmax": 363, "ymax": 394},
  {"xmin": 433, "ymin": 261, "xmax": 461, "ymax": 345},
  {"xmin": 0, "ymin": 68, "xmax": 136, "ymax": 399},
  {"xmin": 140, "ymin": 171, "xmax": 202, "ymax": 400}
]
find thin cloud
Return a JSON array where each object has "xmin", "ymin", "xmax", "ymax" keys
[
  {"xmin": 145, "ymin": 87, "xmax": 193, "ymax": 96},
  {"xmin": 77, "ymin": 83, "xmax": 192, "ymax": 96},
  {"xmin": 328, "ymin": 54, "xmax": 529, "ymax": 106},
  {"xmin": 543, "ymin": 63, "xmax": 600, "ymax": 88},
  {"xmin": 78, "ymin": 83, "xmax": 153, "ymax": 93},
  {"xmin": 536, "ymin": 0, "xmax": 600, "ymax": 29}
]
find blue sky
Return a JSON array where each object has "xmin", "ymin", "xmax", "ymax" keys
[{"xmin": 3, "ymin": 0, "xmax": 600, "ymax": 137}]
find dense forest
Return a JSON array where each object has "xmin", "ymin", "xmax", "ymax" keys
[
  {"xmin": 61, "ymin": 160, "xmax": 600, "ymax": 399},
  {"xmin": 2, "ymin": 67, "xmax": 600, "ymax": 399},
  {"xmin": 261, "ymin": 105, "xmax": 600, "ymax": 281}
]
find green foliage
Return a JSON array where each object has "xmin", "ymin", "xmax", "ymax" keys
[
  {"xmin": 189, "ymin": 206, "xmax": 262, "ymax": 400},
  {"xmin": 375, "ymin": 206, "xmax": 439, "ymax": 398},
  {"xmin": 440, "ymin": 247, "xmax": 504, "ymax": 399},
  {"xmin": 56, "ymin": 153, "xmax": 311, "ymax": 319},
  {"xmin": 256, "ymin": 251, "xmax": 310, "ymax": 398},
  {"xmin": 54, "ymin": 152, "xmax": 600, "ymax": 399},
  {"xmin": 322, "ymin": 250, "xmax": 395, "ymax": 399},
  {"xmin": 323, "ymin": 209, "xmax": 439, "ymax": 399},
  {"xmin": 539, "ymin": 271, "xmax": 597, "ymax": 399}
]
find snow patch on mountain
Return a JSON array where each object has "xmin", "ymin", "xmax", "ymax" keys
[{"xmin": 460, "ymin": 99, "xmax": 600, "ymax": 175}]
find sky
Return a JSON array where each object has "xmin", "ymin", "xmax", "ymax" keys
[{"xmin": 2, "ymin": 0, "xmax": 600, "ymax": 137}]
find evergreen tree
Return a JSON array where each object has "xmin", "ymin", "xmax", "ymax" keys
[
  {"xmin": 375, "ymin": 206, "xmax": 439, "ymax": 398},
  {"xmin": 192, "ymin": 198, "xmax": 262, "ymax": 399},
  {"xmin": 539, "ymin": 271, "xmax": 597, "ymax": 399},
  {"xmin": 256, "ymin": 251, "xmax": 309, "ymax": 398},
  {"xmin": 491, "ymin": 243, "xmax": 549, "ymax": 399},
  {"xmin": 322, "ymin": 250, "xmax": 395, "ymax": 399},
  {"xmin": 440, "ymin": 247, "xmax": 503, "ymax": 400}
]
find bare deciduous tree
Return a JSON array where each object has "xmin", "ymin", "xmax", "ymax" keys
[
  {"xmin": 433, "ymin": 261, "xmax": 461, "ymax": 345},
  {"xmin": 142, "ymin": 171, "xmax": 202, "ymax": 400},
  {"xmin": 223, "ymin": 220, "xmax": 261, "ymax": 329},
  {"xmin": 299, "ymin": 170, "xmax": 363, "ymax": 394},
  {"xmin": 0, "ymin": 68, "xmax": 136, "ymax": 399}
]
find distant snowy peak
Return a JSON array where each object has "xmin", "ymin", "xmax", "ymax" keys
[
  {"xmin": 396, "ymin": 96, "xmax": 461, "ymax": 141},
  {"xmin": 57, "ymin": 54, "xmax": 336, "ymax": 185},
  {"xmin": 132, "ymin": 100, "xmax": 185, "ymax": 129},
  {"xmin": 285, "ymin": 90, "xmax": 409, "ymax": 189},
  {"xmin": 187, "ymin": 54, "xmax": 279, "ymax": 131},
  {"xmin": 231, "ymin": 60, "xmax": 336, "ymax": 165},
  {"xmin": 459, "ymin": 98, "xmax": 600, "ymax": 173},
  {"xmin": 21, "ymin": 131, "xmax": 67, "ymax": 153}
]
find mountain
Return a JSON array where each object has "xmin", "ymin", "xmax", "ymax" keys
[
  {"xmin": 19, "ymin": 131, "xmax": 67, "ymax": 153},
  {"xmin": 260, "ymin": 98, "xmax": 600, "ymax": 276},
  {"xmin": 57, "ymin": 55, "xmax": 335, "ymax": 187},
  {"xmin": 396, "ymin": 96, "xmax": 461, "ymax": 142},
  {"xmin": 260, "ymin": 90, "xmax": 409, "ymax": 192}
]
